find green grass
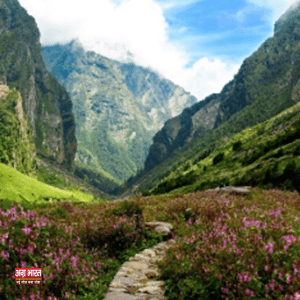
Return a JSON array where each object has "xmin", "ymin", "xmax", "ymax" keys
[
  {"xmin": 0, "ymin": 87, "xmax": 37, "ymax": 176},
  {"xmin": 0, "ymin": 162, "xmax": 98, "ymax": 203}
]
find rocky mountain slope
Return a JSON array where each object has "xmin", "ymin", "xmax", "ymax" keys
[
  {"xmin": 42, "ymin": 41, "xmax": 197, "ymax": 183},
  {"xmin": 144, "ymin": 2, "xmax": 300, "ymax": 172},
  {"xmin": 0, "ymin": 0, "xmax": 77, "ymax": 172}
]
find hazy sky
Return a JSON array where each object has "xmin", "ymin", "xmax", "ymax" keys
[{"xmin": 18, "ymin": 0, "xmax": 298, "ymax": 101}]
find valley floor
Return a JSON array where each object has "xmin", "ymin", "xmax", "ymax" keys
[{"xmin": 0, "ymin": 186, "xmax": 300, "ymax": 299}]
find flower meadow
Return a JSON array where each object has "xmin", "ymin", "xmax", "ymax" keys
[
  {"xmin": 1, "ymin": 188, "xmax": 300, "ymax": 299},
  {"xmin": 150, "ymin": 188, "xmax": 300, "ymax": 300},
  {"xmin": 0, "ymin": 199, "xmax": 162, "ymax": 299}
]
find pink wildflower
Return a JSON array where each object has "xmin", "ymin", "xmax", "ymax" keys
[
  {"xmin": 265, "ymin": 241, "xmax": 274, "ymax": 255},
  {"xmin": 1, "ymin": 251, "xmax": 9, "ymax": 260},
  {"xmin": 1, "ymin": 233, "xmax": 8, "ymax": 244},
  {"xmin": 294, "ymin": 292, "xmax": 300, "ymax": 300},
  {"xmin": 22, "ymin": 226, "xmax": 32, "ymax": 235},
  {"xmin": 264, "ymin": 265, "xmax": 268, "ymax": 272}
]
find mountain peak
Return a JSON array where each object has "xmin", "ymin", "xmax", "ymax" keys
[
  {"xmin": 42, "ymin": 42, "xmax": 198, "ymax": 184},
  {"xmin": 274, "ymin": 1, "xmax": 300, "ymax": 34},
  {"xmin": 66, "ymin": 39, "xmax": 85, "ymax": 55}
]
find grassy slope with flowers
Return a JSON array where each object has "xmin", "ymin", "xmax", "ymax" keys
[
  {"xmin": 1, "ymin": 187, "xmax": 300, "ymax": 299},
  {"xmin": 0, "ymin": 196, "xmax": 164, "ymax": 299},
  {"xmin": 141, "ymin": 188, "xmax": 300, "ymax": 300}
]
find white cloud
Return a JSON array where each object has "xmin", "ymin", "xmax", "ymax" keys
[
  {"xmin": 19, "ymin": 0, "xmax": 240, "ymax": 101},
  {"xmin": 159, "ymin": 0, "xmax": 201, "ymax": 10},
  {"xmin": 182, "ymin": 58, "xmax": 240, "ymax": 100}
]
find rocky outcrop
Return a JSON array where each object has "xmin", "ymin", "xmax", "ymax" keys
[
  {"xmin": 144, "ymin": 94, "xmax": 219, "ymax": 170},
  {"xmin": 144, "ymin": 1, "xmax": 300, "ymax": 172},
  {"xmin": 104, "ymin": 222, "xmax": 176, "ymax": 300},
  {"xmin": 0, "ymin": 0, "xmax": 77, "ymax": 172},
  {"xmin": 42, "ymin": 41, "xmax": 197, "ymax": 182}
]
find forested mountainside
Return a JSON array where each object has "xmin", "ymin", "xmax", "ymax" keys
[
  {"xmin": 144, "ymin": 1, "xmax": 300, "ymax": 173},
  {"xmin": 42, "ymin": 41, "xmax": 197, "ymax": 185},
  {"xmin": 0, "ymin": 0, "xmax": 77, "ymax": 172},
  {"xmin": 0, "ymin": 84, "xmax": 36, "ymax": 176}
]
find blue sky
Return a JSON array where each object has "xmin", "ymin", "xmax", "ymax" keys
[
  {"xmin": 160, "ymin": 0, "xmax": 275, "ymax": 65},
  {"xmin": 19, "ymin": 0, "xmax": 297, "ymax": 101}
]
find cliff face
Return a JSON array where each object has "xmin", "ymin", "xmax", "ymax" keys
[
  {"xmin": 42, "ymin": 41, "xmax": 197, "ymax": 182},
  {"xmin": 0, "ymin": 0, "xmax": 77, "ymax": 171},
  {"xmin": 144, "ymin": 2, "xmax": 300, "ymax": 171}
]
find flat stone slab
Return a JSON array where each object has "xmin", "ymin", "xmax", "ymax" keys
[
  {"xmin": 122, "ymin": 262, "xmax": 149, "ymax": 272},
  {"xmin": 110, "ymin": 276, "xmax": 142, "ymax": 288},
  {"xmin": 104, "ymin": 292, "xmax": 139, "ymax": 300},
  {"xmin": 141, "ymin": 249, "xmax": 156, "ymax": 258},
  {"xmin": 145, "ymin": 281, "xmax": 164, "ymax": 287},
  {"xmin": 137, "ymin": 285, "xmax": 164, "ymax": 294}
]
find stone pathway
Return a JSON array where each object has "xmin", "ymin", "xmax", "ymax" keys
[{"xmin": 103, "ymin": 222, "xmax": 176, "ymax": 300}]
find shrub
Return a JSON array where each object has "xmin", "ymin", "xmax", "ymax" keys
[
  {"xmin": 232, "ymin": 140, "xmax": 242, "ymax": 151},
  {"xmin": 111, "ymin": 200, "xmax": 143, "ymax": 217},
  {"xmin": 263, "ymin": 168, "xmax": 272, "ymax": 185},
  {"xmin": 152, "ymin": 171, "xmax": 197, "ymax": 195},
  {"xmin": 274, "ymin": 148, "xmax": 284, "ymax": 158},
  {"xmin": 213, "ymin": 152, "xmax": 225, "ymax": 165},
  {"xmin": 49, "ymin": 207, "xmax": 69, "ymax": 218},
  {"xmin": 282, "ymin": 160, "xmax": 297, "ymax": 179},
  {"xmin": 242, "ymin": 148, "xmax": 264, "ymax": 166},
  {"xmin": 193, "ymin": 149, "xmax": 213, "ymax": 165},
  {"xmin": 182, "ymin": 161, "xmax": 191, "ymax": 171},
  {"xmin": 293, "ymin": 145, "xmax": 300, "ymax": 156}
]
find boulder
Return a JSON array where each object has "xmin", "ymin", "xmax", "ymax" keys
[
  {"xmin": 145, "ymin": 222, "xmax": 174, "ymax": 237},
  {"xmin": 213, "ymin": 186, "xmax": 251, "ymax": 195}
]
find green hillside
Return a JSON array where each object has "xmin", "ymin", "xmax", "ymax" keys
[
  {"xmin": 0, "ymin": 162, "xmax": 104, "ymax": 203},
  {"xmin": 74, "ymin": 160, "xmax": 120, "ymax": 194},
  {"xmin": 139, "ymin": 101, "xmax": 300, "ymax": 196},
  {"xmin": 0, "ymin": 85, "xmax": 36, "ymax": 176}
]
